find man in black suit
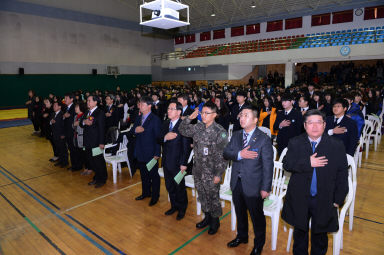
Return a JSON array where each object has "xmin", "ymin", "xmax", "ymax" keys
[
  {"xmin": 51, "ymin": 102, "xmax": 68, "ymax": 167},
  {"xmin": 177, "ymin": 94, "xmax": 194, "ymax": 118},
  {"xmin": 273, "ymin": 94, "xmax": 303, "ymax": 155},
  {"xmin": 80, "ymin": 95, "xmax": 108, "ymax": 188},
  {"xmin": 298, "ymin": 95, "xmax": 312, "ymax": 115},
  {"xmin": 224, "ymin": 105, "xmax": 274, "ymax": 255},
  {"xmin": 129, "ymin": 96, "xmax": 162, "ymax": 206},
  {"xmin": 325, "ymin": 98, "xmax": 359, "ymax": 156},
  {"xmin": 282, "ymin": 109, "xmax": 348, "ymax": 255},
  {"xmin": 63, "ymin": 93, "xmax": 82, "ymax": 171},
  {"xmin": 159, "ymin": 101, "xmax": 191, "ymax": 220},
  {"xmin": 231, "ymin": 90, "xmax": 249, "ymax": 131},
  {"xmin": 104, "ymin": 94, "xmax": 119, "ymax": 133},
  {"xmin": 152, "ymin": 93, "xmax": 166, "ymax": 121}
]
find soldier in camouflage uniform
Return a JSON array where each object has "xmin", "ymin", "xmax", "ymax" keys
[{"xmin": 179, "ymin": 101, "xmax": 228, "ymax": 235}]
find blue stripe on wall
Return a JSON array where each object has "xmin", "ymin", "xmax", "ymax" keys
[{"xmin": 0, "ymin": 0, "xmax": 152, "ymax": 32}]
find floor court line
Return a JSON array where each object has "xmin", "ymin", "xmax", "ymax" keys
[
  {"xmin": 0, "ymin": 165, "xmax": 61, "ymax": 210},
  {"xmin": 0, "ymin": 170, "xmax": 62, "ymax": 188},
  {"xmin": 65, "ymin": 182, "xmax": 141, "ymax": 212},
  {"xmin": 0, "ymin": 191, "xmax": 66, "ymax": 255},
  {"xmin": 0, "ymin": 165, "xmax": 113, "ymax": 255},
  {"xmin": 65, "ymin": 214, "xmax": 127, "ymax": 255},
  {"xmin": 168, "ymin": 211, "xmax": 231, "ymax": 255}
]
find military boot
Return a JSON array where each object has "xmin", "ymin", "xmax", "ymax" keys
[
  {"xmin": 196, "ymin": 212, "xmax": 211, "ymax": 229},
  {"xmin": 208, "ymin": 217, "xmax": 220, "ymax": 235}
]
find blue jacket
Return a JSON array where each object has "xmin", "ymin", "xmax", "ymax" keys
[
  {"xmin": 129, "ymin": 112, "xmax": 161, "ymax": 163},
  {"xmin": 346, "ymin": 102, "xmax": 364, "ymax": 136}
]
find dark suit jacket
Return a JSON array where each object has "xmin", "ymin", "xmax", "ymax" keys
[
  {"xmin": 80, "ymin": 107, "xmax": 105, "ymax": 149},
  {"xmin": 182, "ymin": 106, "xmax": 194, "ymax": 117},
  {"xmin": 152, "ymin": 101, "xmax": 166, "ymax": 121},
  {"xmin": 223, "ymin": 128, "xmax": 274, "ymax": 197},
  {"xmin": 63, "ymin": 104, "xmax": 75, "ymax": 137},
  {"xmin": 129, "ymin": 112, "xmax": 161, "ymax": 163},
  {"xmin": 273, "ymin": 108, "xmax": 303, "ymax": 153},
  {"xmin": 159, "ymin": 119, "xmax": 192, "ymax": 172},
  {"xmin": 282, "ymin": 133, "xmax": 348, "ymax": 233},
  {"xmin": 325, "ymin": 115, "xmax": 359, "ymax": 156},
  {"xmin": 51, "ymin": 111, "xmax": 65, "ymax": 140}
]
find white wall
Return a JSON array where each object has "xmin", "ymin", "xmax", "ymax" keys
[
  {"xmin": 0, "ymin": 11, "xmax": 174, "ymax": 74},
  {"xmin": 174, "ymin": 9, "xmax": 384, "ymax": 51}
]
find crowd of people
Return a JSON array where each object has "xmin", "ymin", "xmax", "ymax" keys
[{"xmin": 24, "ymin": 61, "xmax": 384, "ymax": 255}]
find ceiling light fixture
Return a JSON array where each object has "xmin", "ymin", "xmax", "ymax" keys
[
  {"xmin": 250, "ymin": 1, "xmax": 256, "ymax": 8},
  {"xmin": 211, "ymin": 6, "xmax": 215, "ymax": 17}
]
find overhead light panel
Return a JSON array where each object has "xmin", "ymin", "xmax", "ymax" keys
[
  {"xmin": 211, "ymin": 6, "xmax": 215, "ymax": 16},
  {"xmin": 250, "ymin": 1, "xmax": 256, "ymax": 8}
]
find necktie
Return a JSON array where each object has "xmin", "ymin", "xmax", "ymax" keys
[
  {"xmin": 243, "ymin": 132, "xmax": 249, "ymax": 148},
  {"xmin": 87, "ymin": 111, "xmax": 91, "ymax": 117},
  {"xmin": 334, "ymin": 118, "xmax": 339, "ymax": 126},
  {"xmin": 310, "ymin": 141, "xmax": 317, "ymax": 196},
  {"xmin": 285, "ymin": 111, "xmax": 288, "ymax": 115},
  {"xmin": 141, "ymin": 116, "xmax": 145, "ymax": 125},
  {"xmin": 169, "ymin": 121, "xmax": 173, "ymax": 131}
]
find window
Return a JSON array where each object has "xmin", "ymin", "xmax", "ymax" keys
[
  {"xmin": 213, "ymin": 29, "xmax": 225, "ymax": 39},
  {"xmin": 267, "ymin": 20, "xmax": 283, "ymax": 32},
  {"xmin": 311, "ymin": 13, "xmax": 331, "ymax": 26},
  {"xmin": 231, "ymin": 26, "xmax": 244, "ymax": 37},
  {"xmin": 246, "ymin": 24, "xmax": 260, "ymax": 35},
  {"xmin": 364, "ymin": 5, "xmax": 384, "ymax": 20},
  {"xmin": 185, "ymin": 34, "xmax": 196, "ymax": 43},
  {"xmin": 332, "ymin": 10, "xmax": 353, "ymax": 24},
  {"xmin": 174, "ymin": 36, "xmax": 184, "ymax": 44},
  {"xmin": 285, "ymin": 17, "xmax": 302, "ymax": 30},
  {"xmin": 200, "ymin": 31, "xmax": 211, "ymax": 41}
]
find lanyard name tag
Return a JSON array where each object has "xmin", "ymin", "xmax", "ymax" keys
[{"xmin": 203, "ymin": 147, "xmax": 209, "ymax": 156}]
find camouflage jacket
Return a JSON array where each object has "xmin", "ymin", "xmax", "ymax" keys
[{"xmin": 179, "ymin": 118, "xmax": 228, "ymax": 178}]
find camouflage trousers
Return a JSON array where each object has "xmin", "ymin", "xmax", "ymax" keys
[{"xmin": 194, "ymin": 176, "xmax": 222, "ymax": 218}]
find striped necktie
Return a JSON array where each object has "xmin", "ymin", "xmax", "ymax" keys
[
  {"xmin": 243, "ymin": 132, "xmax": 249, "ymax": 148},
  {"xmin": 169, "ymin": 121, "xmax": 173, "ymax": 131}
]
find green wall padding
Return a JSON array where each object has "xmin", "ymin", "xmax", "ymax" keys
[{"xmin": 0, "ymin": 74, "xmax": 151, "ymax": 108}]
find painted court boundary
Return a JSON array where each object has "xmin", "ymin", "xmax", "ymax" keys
[
  {"xmin": 0, "ymin": 191, "xmax": 66, "ymax": 255},
  {"xmin": 0, "ymin": 164, "xmax": 113, "ymax": 255},
  {"xmin": 169, "ymin": 211, "xmax": 231, "ymax": 255}
]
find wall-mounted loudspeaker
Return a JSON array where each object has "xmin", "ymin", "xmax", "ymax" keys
[
  {"xmin": 19, "ymin": 68, "xmax": 24, "ymax": 75},
  {"xmin": 92, "ymin": 69, "xmax": 97, "ymax": 75}
]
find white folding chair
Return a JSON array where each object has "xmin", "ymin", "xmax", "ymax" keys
[
  {"xmin": 362, "ymin": 120, "xmax": 374, "ymax": 159},
  {"xmin": 258, "ymin": 126, "xmax": 272, "ymax": 138},
  {"xmin": 366, "ymin": 115, "xmax": 382, "ymax": 151},
  {"xmin": 272, "ymin": 145, "xmax": 277, "ymax": 161},
  {"xmin": 219, "ymin": 164, "xmax": 235, "ymax": 230},
  {"xmin": 353, "ymin": 140, "xmax": 363, "ymax": 168},
  {"xmin": 263, "ymin": 161, "xmax": 287, "ymax": 251},
  {"xmin": 346, "ymin": 154, "xmax": 357, "ymax": 232},
  {"xmin": 103, "ymin": 135, "xmax": 132, "ymax": 184}
]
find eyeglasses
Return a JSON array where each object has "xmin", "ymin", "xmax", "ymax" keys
[
  {"xmin": 167, "ymin": 108, "xmax": 178, "ymax": 111},
  {"xmin": 305, "ymin": 121, "xmax": 324, "ymax": 126},
  {"xmin": 200, "ymin": 111, "xmax": 215, "ymax": 116}
]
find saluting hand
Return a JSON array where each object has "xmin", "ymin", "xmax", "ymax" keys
[
  {"xmin": 310, "ymin": 153, "xmax": 328, "ymax": 167},
  {"xmin": 63, "ymin": 112, "xmax": 70, "ymax": 118},
  {"xmin": 240, "ymin": 146, "xmax": 258, "ymax": 159},
  {"xmin": 188, "ymin": 108, "xmax": 199, "ymax": 120}
]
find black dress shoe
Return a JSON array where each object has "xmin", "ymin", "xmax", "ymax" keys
[
  {"xmin": 88, "ymin": 180, "xmax": 97, "ymax": 185},
  {"xmin": 60, "ymin": 164, "xmax": 68, "ymax": 168},
  {"xmin": 208, "ymin": 217, "xmax": 220, "ymax": 235},
  {"xmin": 54, "ymin": 162, "xmax": 61, "ymax": 166},
  {"xmin": 67, "ymin": 167, "xmax": 73, "ymax": 170},
  {"xmin": 196, "ymin": 213, "xmax": 211, "ymax": 229},
  {"xmin": 227, "ymin": 238, "xmax": 248, "ymax": 248},
  {"xmin": 176, "ymin": 211, "xmax": 185, "ymax": 220},
  {"xmin": 135, "ymin": 195, "xmax": 149, "ymax": 201},
  {"xmin": 71, "ymin": 168, "xmax": 82, "ymax": 172},
  {"xmin": 249, "ymin": 247, "xmax": 262, "ymax": 255},
  {"xmin": 95, "ymin": 183, "xmax": 105, "ymax": 188},
  {"xmin": 164, "ymin": 208, "xmax": 177, "ymax": 215},
  {"xmin": 149, "ymin": 198, "xmax": 158, "ymax": 206}
]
